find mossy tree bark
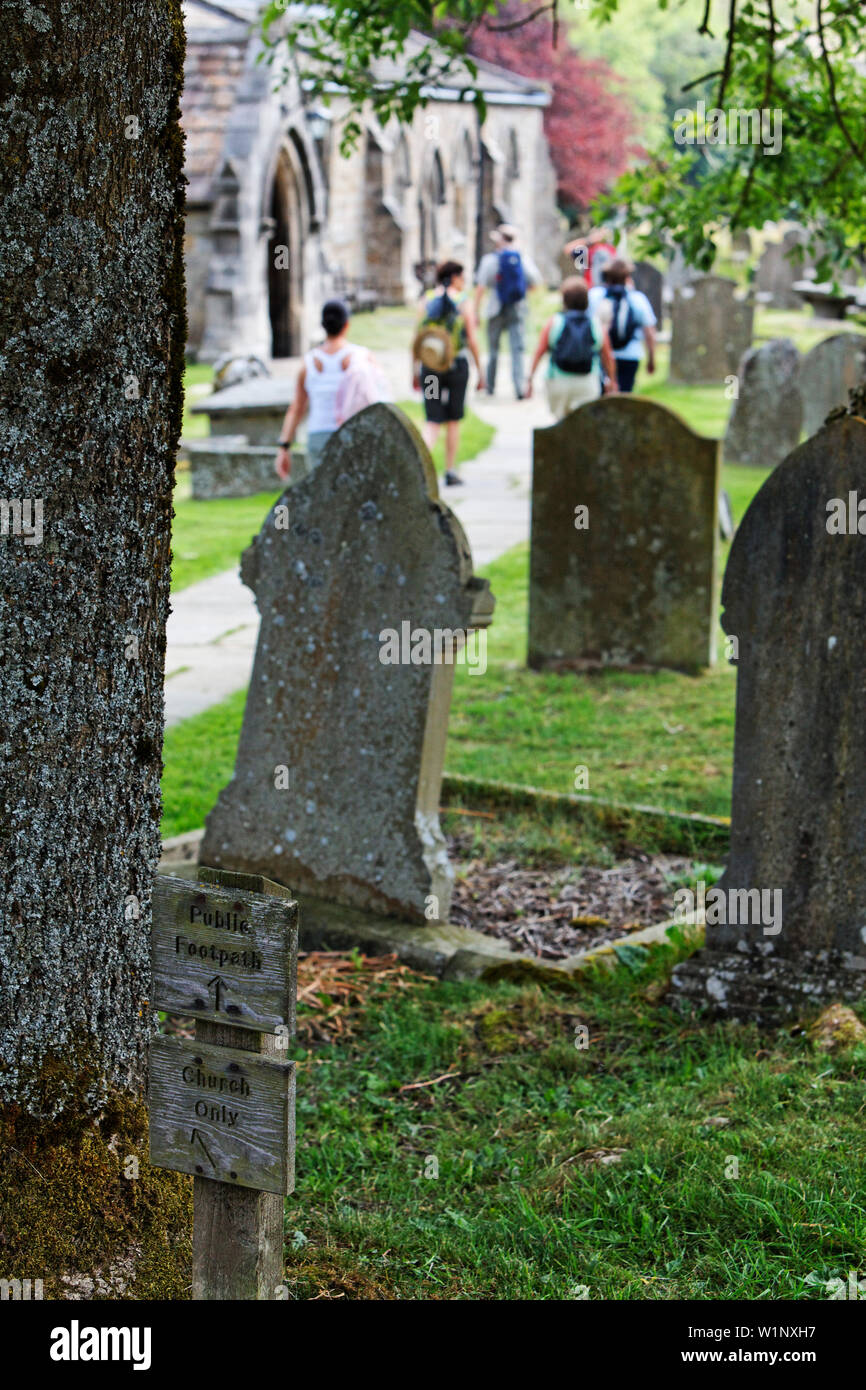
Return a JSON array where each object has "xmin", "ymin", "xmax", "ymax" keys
[{"xmin": 0, "ymin": 1, "xmax": 191, "ymax": 1295}]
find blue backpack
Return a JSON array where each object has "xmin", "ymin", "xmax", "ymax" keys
[
  {"xmin": 605, "ymin": 285, "xmax": 639, "ymax": 351},
  {"xmin": 496, "ymin": 249, "xmax": 527, "ymax": 306}
]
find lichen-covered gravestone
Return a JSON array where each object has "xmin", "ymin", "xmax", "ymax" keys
[
  {"xmin": 672, "ymin": 415, "xmax": 866, "ymax": 1022},
  {"xmin": 529, "ymin": 397, "xmax": 720, "ymax": 673},
  {"xmin": 755, "ymin": 229, "xmax": 806, "ymax": 310},
  {"xmin": 799, "ymin": 333, "xmax": 866, "ymax": 438},
  {"xmin": 669, "ymin": 275, "xmax": 754, "ymax": 384},
  {"xmin": 723, "ymin": 338, "xmax": 802, "ymax": 468},
  {"xmin": 631, "ymin": 261, "xmax": 663, "ymax": 325},
  {"xmin": 199, "ymin": 404, "xmax": 494, "ymax": 924}
]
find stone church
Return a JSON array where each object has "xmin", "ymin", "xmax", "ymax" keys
[{"xmin": 183, "ymin": 0, "xmax": 560, "ymax": 361}]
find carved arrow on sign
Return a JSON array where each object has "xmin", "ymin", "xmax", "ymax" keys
[
  {"xmin": 207, "ymin": 974, "xmax": 228, "ymax": 1012},
  {"xmin": 190, "ymin": 1128, "xmax": 215, "ymax": 1169}
]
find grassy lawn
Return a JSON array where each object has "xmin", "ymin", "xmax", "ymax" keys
[
  {"xmin": 277, "ymin": 942, "xmax": 866, "ymax": 1299},
  {"xmin": 162, "ymin": 458, "xmax": 767, "ymax": 840},
  {"xmin": 170, "ymin": 474, "xmax": 283, "ymax": 594}
]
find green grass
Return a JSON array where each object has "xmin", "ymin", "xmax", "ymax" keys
[
  {"xmin": 161, "ymin": 459, "xmax": 768, "ymax": 839},
  {"xmin": 170, "ymin": 475, "xmax": 283, "ymax": 593},
  {"xmin": 182, "ymin": 362, "xmax": 214, "ymax": 439},
  {"xmin": 278, "ymin": 946, "xmax": 866, "ymax": 1299}
]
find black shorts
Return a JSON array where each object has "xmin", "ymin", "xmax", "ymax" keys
[{"xmin": 422, "ymin": 356, "xmax": 469, "ymax": 422}]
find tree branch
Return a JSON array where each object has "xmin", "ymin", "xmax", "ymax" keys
[{"xmin": 816, "ymin": 0, "xmax": 866, "ymax": 164}]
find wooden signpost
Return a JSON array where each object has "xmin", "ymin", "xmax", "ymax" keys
[{"xmin": 149, "ymin": 867, "xmax": 298, "ymax": 1300}]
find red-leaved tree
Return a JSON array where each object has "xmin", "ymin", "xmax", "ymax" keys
[{"xmin": 469, "ymin": 2, "xmax": 639, "ymax": 214}]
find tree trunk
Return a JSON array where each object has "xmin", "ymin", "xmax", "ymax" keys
[{"xmin": 0, "ymin": 0, "xmax": 190, "ymax": 1296}]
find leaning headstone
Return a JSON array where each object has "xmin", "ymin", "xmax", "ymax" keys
[
  {"xmin": 200, "ymin": 404, "xmax": 494, "ymax": 925},
  {"xmin": 671, "ymin": 414, "xmax": 866, "ymax": 1022},
  {"xmin": 799, "ymin": 333, "xmax": 866, "ymax": 437},
  {"xmin": 755, "ymin": 228, "xmax": 806, "ymax": 309},
  {"xmin": 723, "ymin": 339, "xmax": 802, "ymax": 468},
  {"xmin": 529, "ymin": 397, "xmax": 720, "ymax": 673},
  {"xmin": 669, "ymin": 275, "xmax": 754, "ymax": 384},
  {"xmin": 631, "ymin": 261, "xmax": 663, "ymax": 325}
]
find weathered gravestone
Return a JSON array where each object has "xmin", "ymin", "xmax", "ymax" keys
[
  {"xmin": 529, "ymin": 397, "xmax": 720, "ymax": 673},
  {"xmin": 755, "ymin": 229, "xmax": 806, "ymax": 309},
  {"xmin": 671, "ymin": 415, "xmax": 866, "ymax": 1022},
  {"xmin": 631, "ymin": 261, "xmax": 663, "ymax": 325},
  {"xmin": 799, "ymin": 333, "xmax": 866, "ymax": 438},
  {"xmin": 669, "ymin": 275, "xmax": 754, "ymax": 384},
  {"xmin": 199, "ymin": 404, "xmax": 494, "ymax": 925},
  {"xmin": 723, "ymin": 338, "xmax": 802, "ymax": 468}
]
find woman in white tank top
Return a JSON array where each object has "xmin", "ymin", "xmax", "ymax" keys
[{"xmin": 275, "ymin": 300, "xmax": 364, "ymax": 481}]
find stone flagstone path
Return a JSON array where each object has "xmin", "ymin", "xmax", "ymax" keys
[{"xmin": 164, "ymin": 372, "xmax": 549, "ymax": 726}]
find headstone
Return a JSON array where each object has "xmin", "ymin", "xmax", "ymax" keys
[
  {"xmin": 671, "ymin": 415, "xmax": 866, "ymax": 1022},
  {"xmin": 755, "ymin": 229, "xmax": 806, "ymax": 309},
  {"xmin": 730, "ymin": 230, "xmax": 753, "ymax": 263},
  {"xmin": 199, "ymin": 404, "xmax": 494, "ymax": 925},
  {"xmin": 631, "ymin": 261, "xmax": 663, "ymax": 325},
  {"xmin": 799, "ymin": 334, "xmax": 866, "ymax": 437},
  {"xmin": 723, "ymin": 339, "xmax": 802, "ymax": 468},
  {"xmin": 669, "ymin": 275, "xmax": 754, "ymax": 384},
  {"xmin": 529, "ymin": 397, "xmax": 720, "ymax": 674}
]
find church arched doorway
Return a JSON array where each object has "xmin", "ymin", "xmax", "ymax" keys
[{"xmin": 268, "ymin": 150, "xmax": 304, "ymax": 358}]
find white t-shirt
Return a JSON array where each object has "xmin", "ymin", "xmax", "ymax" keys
[
  {"xmin": 476, "ymin": 249, "xmax": 542, "ymax": 318},
  {"xmin": 304, "ymin": 343, "xmax": 366, "ymax": 433}
]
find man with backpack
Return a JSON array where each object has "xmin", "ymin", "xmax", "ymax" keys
[
  {"xmin": 473, "ymin": 224, "xmax": 542, "ymax": 400},
  {"xmin": 525, "ymin": 276, "xmax": 618, "ymax": 419},
  {"xmin": 588, "ymin": 259, "xmax": 657, "ymax": 393},
  {"xmin": 411, "ymin": 260, "xmax": 484, "ymax": 486}
]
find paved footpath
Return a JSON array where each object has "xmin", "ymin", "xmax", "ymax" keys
[{"xmin": 164, "ymin": 361, "xmax": 552, "ymax": 726}]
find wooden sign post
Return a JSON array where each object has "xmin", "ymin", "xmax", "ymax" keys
[{"xmin": 149, "ymin": 867, "xmax": 298, "ymax": 1300}]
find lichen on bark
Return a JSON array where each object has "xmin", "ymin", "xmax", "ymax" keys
[{"xmin": 0, "ymin": 0, "xmax": 189, "ymax": 1288}]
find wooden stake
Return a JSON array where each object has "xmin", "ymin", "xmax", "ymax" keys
[{"xmin": 187, "ymin": 867, "xmax": 295, "ymax": 1301}]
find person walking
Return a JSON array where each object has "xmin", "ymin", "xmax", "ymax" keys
[
  {"xmin": 526, "ymin": 275, "xmax": 618, "ymax": 419},
  {"xmin": 474, "ymin": 224, "xmax": 542, "ymax": 399},
  {"xmin": 564, "ymin": 226, "xmax": 617, "ymax": 288},
  {"xmin": 275, "ymin": 299, "xmax": 372, "ymax": 482},
  {"xmin": 588, "ymin": 258, "xmax": 657, "ymax": 393},
  {"xmin": 412, "ymin": 260, "xmax": 484, "ymax": 487}
]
